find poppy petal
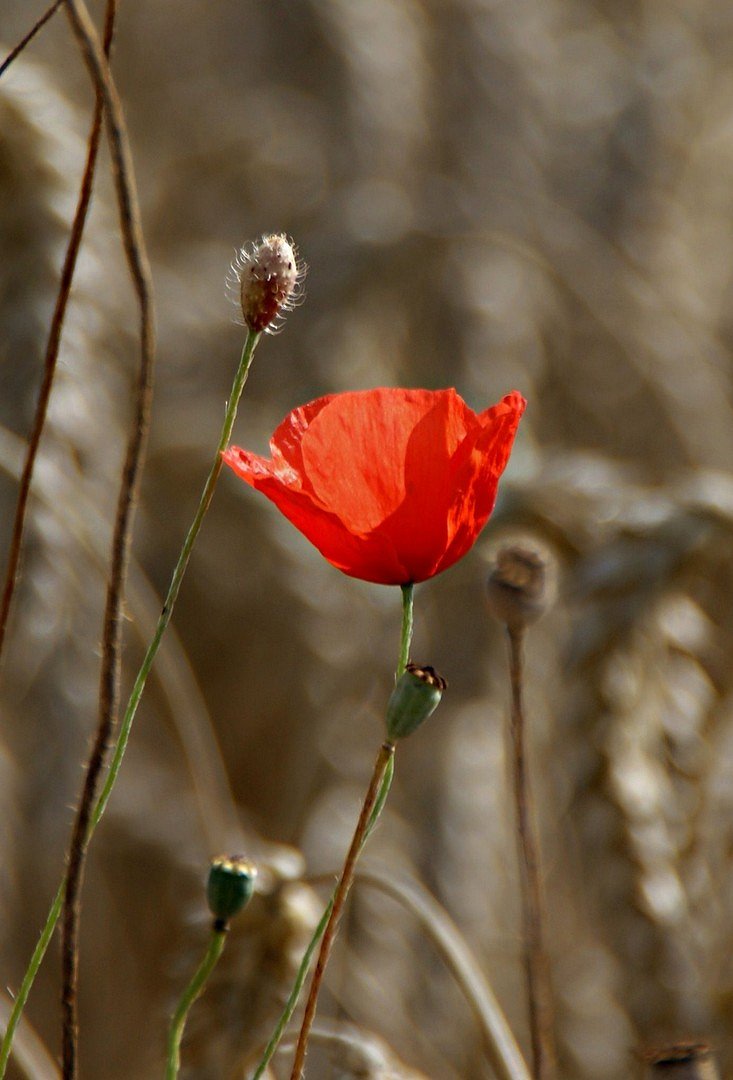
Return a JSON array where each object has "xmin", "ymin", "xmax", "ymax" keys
[
  {"xmin": 224, "ymin": 387, "xmax": 525, "ymax": 585},
  {"xmin": 223, "ymin": 444, "xmax": 412, "ymax": 583}
]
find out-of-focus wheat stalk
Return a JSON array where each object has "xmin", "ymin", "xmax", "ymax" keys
[{"xmin": 355, "ymin": 867, "xmax": 530, "ymax": 1080}]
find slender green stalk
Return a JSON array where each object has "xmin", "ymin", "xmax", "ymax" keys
[
  {"xmin": 93, "ymin": 330, "xmax": 259, "ymax": 828},
  {"xmin": 0, "ymin": 882, "xmax": 64, "ymax": 1076},
  {"xmin": 165, "ymin": 927, "xmax": 228, "ymax": 1080},
  {"xmin": 248, "ymin": 586, "xmax": 414, "ymax": 1079},
  {"xmin": 0, "ymin": 332, "xmax": 260, "ymax": 1079},
  {"xmin": 397, "ymin": 583, "xmax": 414, "ymax": 677}
]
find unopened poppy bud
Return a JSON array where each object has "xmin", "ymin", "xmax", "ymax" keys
[
  {"xmin": 486, "ymin": 544, "xmax": 553, "ymax": 632},
  {"xmin": 206, "ymin": 855, "xmax": 257, "ymax": 928},
  {"xmin": 227, "ymin": 234, "xmax": 304, "ymax": 333},
  {"xmin": 386, "ymin": 663, "xmax": 447, "ymax": 741}
]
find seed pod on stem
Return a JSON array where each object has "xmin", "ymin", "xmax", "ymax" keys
[
  {"xmin": 485, "ymin": 543, "xmax": 552, "ymax": 632},
  {"xmin": 486, "ymin": 540, "xmax": 557, "ymax": 1080},
  {"xmin": 207, "ymin": 855, "xmax": 258, "ymax": 930},
  {"xmin": 386, "ymin": 663, "xmax": 447, "ymax": 741},
  {"xmin": 166, "ymin": 857, "xmax": 258, "ymax": 1079}
]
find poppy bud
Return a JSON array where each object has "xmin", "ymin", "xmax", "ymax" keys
[
  {"xmin": 386, "ymin": 663, "xmax": 447, "ymax": 741},
  {"xmin": 486, "ymin": 543, "xmax": 553, "ymax": 632},
  {"xmin": 227, "ymin": 234, "xmax": 304, "ymax": 333},
  {"xmin": 206, "ymin": 855, "xmax": 257, "ymax": 928}
]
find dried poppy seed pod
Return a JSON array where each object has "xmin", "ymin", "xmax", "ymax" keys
[
  {"xmin": 386, "ymin": 663, "xmax": 447, "ymax": 741},
  {"xmin": 228, "ymin": 234, "xmax": 304, "ymax": 333},
  {"xmin": 642, "ymin": 1042, "xmax": 719, "ymax": 1080},
  {"xmin": 206, "ymin": 855, "xmax": 257, "ymax": 929},
  {"xmin": 486, "ymin": 543, "xmax": 553, "ymax": 632}
]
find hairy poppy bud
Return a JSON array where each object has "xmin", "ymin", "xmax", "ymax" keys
[
  {"xmin": 486, "ymin": 543, "xmax": 553, "ymax": 632},
  {"xmin": 206, "ymin": 855, "xmax": 257, "ymax": 928},
  {"xmin": 386, "ymin": 663, "xmax": 447, "ymax": 741},
  {"xmin": 227, "ymin": 234, "xmax": 304, "ymax": 333}
]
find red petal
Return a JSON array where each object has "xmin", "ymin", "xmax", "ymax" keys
[
  {"xmin": 294, "ymin": 388, "xmax": 475, "ymax": 533},
  {"xmin": 223, "ymin": 388, "xmax": 525, "ymax": 585},
  {"xmin": 223, "ymin": 444, "xmax": 412, "ymax": 583},
  {"xmin": 435, "ymin": 391, "xmax": 526, "ymax": 575}
]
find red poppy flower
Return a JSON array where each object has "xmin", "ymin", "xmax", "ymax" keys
[{"xmin": 223, "ymin": 387, "xmax": 525, "ymax": 585}]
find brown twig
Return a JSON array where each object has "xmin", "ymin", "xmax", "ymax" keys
[
  {"xmin": 58, "ymin": 1, "xmax": 155, "ymax": 1077},
  {"xmin": 0, "ymin": 0, "xmax": 114, "ymax": 665},
  {"xmin": 506, "ymin": 626, "xmax": 556, "ymax": 1080},
  {"xmin": 289, "ymin": 742, "xmax": 395, "ymax": 1080},
  {"xmin": 0, "ymin": 0, "xmax": 64, "ymax": 80}
]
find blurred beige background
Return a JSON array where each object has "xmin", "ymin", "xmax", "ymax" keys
[{"xmin": 2, "ymin": 1, "xmax": 733, "ymax": 1077}]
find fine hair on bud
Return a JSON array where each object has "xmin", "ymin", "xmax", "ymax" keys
[
  {"xmin": 485, "ymin": 540, "xmax": 555, "ymax": 632},
  {"xmin": 226, "ymin": 234, "xmax": 305, "ymax": 333}
]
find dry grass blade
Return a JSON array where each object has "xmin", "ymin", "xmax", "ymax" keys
[
  {"xmin": 0, "ymin": 992, "xmax": 59, "ymax": 1080},
  {"xmin": 280, "ymin": 1020, "xmax": 429, "ymax": 1079},
  {"xmin": 354, "ymin": 867, "xmax": 531, "ymax": 1080}
]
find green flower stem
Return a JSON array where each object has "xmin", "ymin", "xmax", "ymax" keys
[
  {"xmin": 397, "ymin": 582, "xmax": 414, "ymax": 677},
  {"xmin": 94, "ymin": 330, "xmax": 260, "ymax": 828},
  {"xmin": 0, "ymin": 331, "xmax": 261, "ymax": 1079},
  {"xmin": 165, "ymin": 926, "xmax": 228, "ymax": 1080},
  {"xmin": 0, "ymin": 882, "xmax": 64, "ymax": 1076},
  {"xmin": 249, "ymin": 588, "xmax": 413, "ymax": 1080}
]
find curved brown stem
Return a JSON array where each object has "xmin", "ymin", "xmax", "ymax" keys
[
  {"xmin": 289, "ymin": 742, "xmax": 395, "ymax": 1080},
  {"xmin": 59, "ymin": 1, "xmax": 155, "ymax": 1076}
]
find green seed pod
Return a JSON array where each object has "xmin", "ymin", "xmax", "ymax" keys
[
  {"xmin": 386, "ymin": 663, "xmax": 447, "ymax": 741},
  {"xmin": 206, "ymin": 855, "xmax": 257, "ymax": 927}
]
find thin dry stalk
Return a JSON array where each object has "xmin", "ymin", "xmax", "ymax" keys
[
  {"xmin": 0, "ymin": 0, "xmax": 115, "ymax": 663},
  {"xmin": 506, "ymin": 627, "xmax": 556, "ymax": 1080},
  {"xmin": 0, "ymin": 991, "xmax": 59, "ymax": 1080},
  {"xmin": 0, "ymin": 1, "xmax": 64, "ymax": 79},
  {"xmin": 58, "ymin": 1, "xmax": 155, "ymax": 1076},
  {"xmin": 289, "ymin": 742, "xmax": 395, "ymax": 1080}
]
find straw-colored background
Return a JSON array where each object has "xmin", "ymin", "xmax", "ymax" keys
[{"xmin": 2, "ymin": 2, "xmax": 733, "ymax": 1077}]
